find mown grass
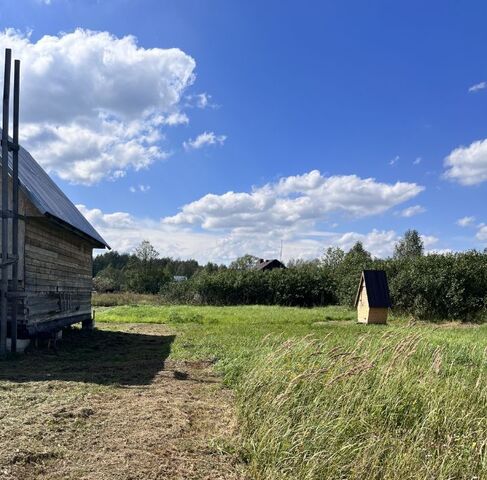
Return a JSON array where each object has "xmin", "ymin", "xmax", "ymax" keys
[{"xmin": 97, "ymin": 304, "xmax": 487, "ymax": 479}]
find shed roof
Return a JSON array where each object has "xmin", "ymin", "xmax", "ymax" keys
[
  {"xmin": 354, "ymin": 270, "xmax": 391, "ymax": 308},
  {"xmin": 255, "ymin": 259, "xmax": 286, "ymax": 270},
  {"xmin": 1, "ymin": 135, "xmax": 109, "ymax": 248}
]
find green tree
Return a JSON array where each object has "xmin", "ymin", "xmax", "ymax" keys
[
  {"xmin": 93, "ymin": 250, "xmax": 131, "ymax": 276},
  {"xmin": 335, "ymin": 242, "xmax": 372, "ymax": 306},
  {"xmin": 394, "ymin": 229, "xmax": 424, "ymax": 259},
  {"xmin": 134, "ymin": 240, "xmax": 159, "ymax": 263},
  {"xmin": 321, "ymin": 246, "xmax": 345, "ymax": 272},
  {"xmin": 229, "ymin": 254, "xmax": 260, "ymax": 270},
  {"xmin": 93, "ymin": 265, "xmax": 125, "ymax": 292},
  {"xmin": 125, "ymin": 241, "xmax": 170, "ymax": 293}
]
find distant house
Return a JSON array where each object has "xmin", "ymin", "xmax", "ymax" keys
[
  {"xmin": 354, "ymin": 270, "xmax": 391, "ymax": 324},
  {"xmin": 255, "ymin": 258, "xmax": 286, "ymax": 271},
  {"xmin": 173, "ymin": 275, "xmax": 188, "ymax": 282}
]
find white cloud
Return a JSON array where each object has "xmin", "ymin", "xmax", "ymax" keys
[
  {"xmin": 457, "ymin": 216, "xmax": 476, "ymax": 227},
  {"xmin": 427, "ymin": 248, "xmax": 452, "ymax": 255},
  {"xmin": 443, "ymin": 138, "xmax": 487, "ymax": 185},
  {"xmin": 476, "ymin": 225, "xmax": 487, "ymax": 242},
  {"xmin": 398, "ymin": 205, "xmax": 426, "ymax": 217},
  {"xmin": 2, "ymin": 28, "xmax": 196, "ymax": 184},
  {"xmin": 183, "ymin": 131, "xmax": 226, "ymax": 150},
  {"xmin": 77, "ymin": 204, "xmax": 219, "ymax": 259},
  {"xmin": 163, "ymin": 112, "xmax": 189, "ymax": 126},
  {"xmin": 422, "ymin": 235, "xmax": 439, "ymax": 249},
  {"xmin": 413, "ymin": 157, "xmax": 422, "ymax": 165},
  {"xmin": 468, "ymin": 81, "xmax": 487, "ymax": 93},
  {"xmin": 186, "ymin": 92, "xmax": 215, "ymax": 109},
  {"xmin": 389, "ymin": 155, "xmax": 399, "ymax": 166},
  {"xmin": 78, "ymin": 204, "xmax": 413, "ymax": 262},
  {"xmin": 78, "ymin": 168, "xmax": 428, "ymax": 262},
  {"xmin": 130, "ymin": 184, "xmax": 151, "ymax": 193},
  {"xmin": 164, "ymin": 170, "xmax": 424, "ymax": 232}
]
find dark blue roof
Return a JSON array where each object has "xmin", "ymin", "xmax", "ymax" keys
[
  {"xmin": 355, "ymin": 270, "xmax": 391, "ymax": 308},
  {"xmin": 2, "ymin": 137, "xmax": 109, "ymax": 248}
]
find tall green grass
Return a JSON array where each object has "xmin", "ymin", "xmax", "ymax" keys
[
  {"xmin": 97, "ymin": 305, "xmax": 487, "ymax": 479},
  {"xmin": 237, "ymin": 332, "xmax": 487, "ymax": 479}
]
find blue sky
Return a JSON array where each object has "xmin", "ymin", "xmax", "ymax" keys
[{"xmin": 1, "ymin": 0, "xmax": 487, "ymax": 262}]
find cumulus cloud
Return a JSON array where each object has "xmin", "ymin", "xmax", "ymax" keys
[
  {"xmin": 398, "ymin": 205, "xmax": 426, "ymax": 218},
  {"xmin": 413, "ymin": 157, "xmax": 422, "ymax": 165},
  {"xmin": 468, "ymin": 81, "xmax": 487, "ymax": 93},
  {"xmin": 77, "ymin": 204, "xmax": 220, "ymax": 259},
  {"xmin": 422, "ymin": 235, "xmax": 439, "ymax": 249},
  {"xmin": 476, "ymin": 225, "xmax": 487, "ymax": 242},
  {"xmin": 78, "ymin": 204, "xmax": 413, "ymax": 262},
  {"xmin": 457, "ymin": 216, "xmax": 476, "ymax": 227},
  {"xmin": 164, "ymin": 170, "xmax": 424, "ymax": 232},
  {"xmin": 1, "ymin": 28, "xmax": 196, "ymax": 184},
  {"xmin": 443, "ymin": 138, "xmax": 487, "ymax": 185},
  {"xmin": 183, "ymin": 131, "xmax": 226, "ymax": 150}
]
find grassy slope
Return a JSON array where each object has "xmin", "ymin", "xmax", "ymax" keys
[{"xmin": 97, "ymin": 305, "xmax": 487, "ymax": 479}]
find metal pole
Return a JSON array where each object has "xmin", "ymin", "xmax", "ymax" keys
[
  {"xmin": 11, "ymin": 59, "xmax": 19, "ymax": 354},
  {"xmin": 0, "ymin": 48, "xmax": 10, "ymax": 357}
]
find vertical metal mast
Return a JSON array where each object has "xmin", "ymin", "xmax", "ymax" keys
[
  {"xmin": 11, "ymin": 59, "xmax": 19, "ymax": 354},
  {"xmin": 0, "ymin": 48, "xmax": 11, "ymax": 357}
]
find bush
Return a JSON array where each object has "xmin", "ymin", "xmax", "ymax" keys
[
  {"xmin": 160, "ymin": 265, "xmax": 337, "ymax": 307},
  {"xmin": 383, "ymin": 252, "xmax": 487, "ymax": 320},
  {"xmin": 93, "ymin": 238, "xmax": 487, "ymax": 320}
]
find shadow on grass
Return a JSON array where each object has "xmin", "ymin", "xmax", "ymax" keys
[{"xmin": 0, "ymin": 328, "xmax": 175, "ymax": 386}]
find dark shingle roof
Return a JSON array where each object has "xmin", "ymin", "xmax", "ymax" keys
[
  {"xmin": 255, "ymin": 259, "xmax": 286, "ymax": 271},
  {"xmin": 354, "ymin": 270, "xmax": 391, "ymax": 308},
  {"xmin": 1, "ymin": 136, "xmax": 109, "ymax": 248}
]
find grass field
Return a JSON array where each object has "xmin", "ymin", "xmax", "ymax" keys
[
  {"xmin": 1, "ymin": 304, "xmax": 487, "ymax": 479},
  {"xmin": 97, "ymin": 304, "xmax": 487, "ymax": 479}
]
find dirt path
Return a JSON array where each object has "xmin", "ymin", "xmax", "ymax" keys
[{"xmin": 0, "ymin": 323, "xmax": 247, "ymax": 480}]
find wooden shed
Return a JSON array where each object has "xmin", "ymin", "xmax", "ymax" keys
[
  {"xmin": 354, "ymin": 270, "xmax": 391, "ymax": 324},
  {"xmin": 1, "ymin": 138, "xmax": 109, "ymax": 340}
]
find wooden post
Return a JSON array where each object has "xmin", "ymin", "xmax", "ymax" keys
[
  {"xmin": 0, "ymin": 48, "xmax": 10, "ymax": 357},
  {"xmin": 11, "ymin": 59, "xmax": 19, "ymax": 353},
  {"xmin": 82, "ymin": 311, "xmax": 95, "ymax": 331}
]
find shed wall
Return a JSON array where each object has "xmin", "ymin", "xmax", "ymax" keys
[{"xmin": 23, "ymin": 217, "xmax": 93, "ymax": 332}]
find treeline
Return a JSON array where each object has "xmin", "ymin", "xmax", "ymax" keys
[
  {"xmin": 93, "ymin": 232, "xmax": 487, "ymax": 320},
  {"xmin": 93, "ymin": 241, "xmax": 215, "ymax": 294}
]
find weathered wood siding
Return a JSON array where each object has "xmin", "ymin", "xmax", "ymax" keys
[
  {"xmin": 23, "ymin": 216, "xmax": 93, "ymax": 330},
  {"xmin": 0, "ymin": 175, "xmax": 28, "ymax": 282}
]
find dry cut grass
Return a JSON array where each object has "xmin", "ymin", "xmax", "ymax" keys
[{"xmin": 0, "ymin": 323, "xmax": 246, "ymax": 480}]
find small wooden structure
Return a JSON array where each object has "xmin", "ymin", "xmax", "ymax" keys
[
  {"xmin": 354, "ymin": 270, "xmax": 390, "ymax": 324},
  {"xmin": 255, "ymin": 258, "xmax": 286, "ymax": 271},
  {"xmin": 0, "ymin": 49, "xmax": 109, "ymax": 354}
]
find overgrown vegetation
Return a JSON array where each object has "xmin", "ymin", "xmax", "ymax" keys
[
  {"xmin": 96, "ymin": 305, "xmax": 487, "ymax": 479},
  {"xmin": 93, "ymin": 231, "xmax": 487, "ymax": 320}
]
